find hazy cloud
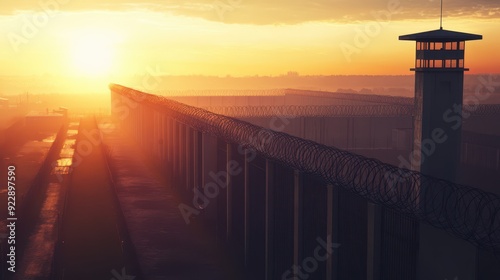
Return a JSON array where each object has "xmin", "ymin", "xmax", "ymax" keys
[{"xmin": 0, "ymin": 0, "xmax": 498, "ymax": 24}]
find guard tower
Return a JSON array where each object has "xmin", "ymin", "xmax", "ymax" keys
[
  {"xmin": 399, "ymin": 28, "xmax": 482, "ymax": 180},
  {"xmin": 400, "ymin": 28, "xmax": 482, "ymax": 280}
]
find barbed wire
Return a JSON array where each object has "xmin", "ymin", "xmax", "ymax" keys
[
  {"xmin": 110, "ymin": 84, "xmax": 500, "ymax": 255},
  {"xmin": 202, "ymin": 105, "xmax": 414, "ymax": 117},
  {"xmin": 200, "ymin": 104, "xmax": 500, "ymax": 117},
  {"xmin": 161, "ymin": 88, "xmax": 500, "ymax": 117},
  {"xmin": 283, "ymin": 89, "xmax": 415, "ymax": 105},
  {"xmin": 195, "ymin": 104, "xmax": 500, "ymax": 118},
  {"xmin": 466, "ymin": 104, "xmax": 500, "ymax": 116},
  {"xmin": 158, "ymin": 88, "xmax": 288, "ymax": 96}
]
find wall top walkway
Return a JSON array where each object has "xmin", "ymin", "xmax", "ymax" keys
[
  {"xmin": 102, "ymin": 130, "xmax": 244, "ymax": 280},
  {"xmin": 110, "ymin": 83, "xmax": 500, "ymax": 256}
]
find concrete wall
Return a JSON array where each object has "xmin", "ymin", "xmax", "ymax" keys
[{"xmin": 240, "ymin": 116, "xmax": 414, "ymax": 166}]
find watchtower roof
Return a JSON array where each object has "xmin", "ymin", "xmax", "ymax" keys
[{"xmin": 399, "ymin": 28, "xmax": 482, "ymax": 42}]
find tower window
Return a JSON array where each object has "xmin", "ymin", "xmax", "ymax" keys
[{"xmin": 415, "ymin": 58, "xmax": 465, "ymax": 69}]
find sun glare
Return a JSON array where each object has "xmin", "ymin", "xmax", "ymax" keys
[{"xmin": 69, "ymin": 30, "xmax": 117, "ymax": 76}]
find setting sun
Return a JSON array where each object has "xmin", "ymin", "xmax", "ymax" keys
[{"xmin": 69, "ymin": 29, "xmax": 117, "ymax": 76}]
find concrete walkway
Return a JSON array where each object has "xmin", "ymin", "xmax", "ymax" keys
[
  {"xmin": 102, "ymin": 128, "xmax": 243, "ymax": 280},
  {"xmin": 59, "ymin": 118, "xmax": 127, "ymax": 280}
]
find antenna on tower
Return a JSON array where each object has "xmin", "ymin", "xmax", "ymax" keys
[{"xmin": 440, "ymin": 0, "xmax": 443, "ymax": 29}]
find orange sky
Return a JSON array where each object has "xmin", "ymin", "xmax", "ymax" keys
[{"xmin": 0, "ymin": 0, "xmax": 499, "ymax": 92}]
